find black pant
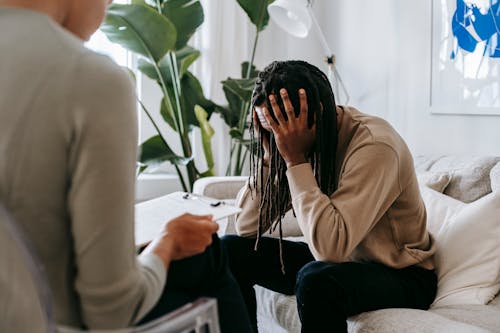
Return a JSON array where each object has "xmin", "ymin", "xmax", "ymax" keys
[
  {"xmin": 221, "ymin": 235, "xmax": 437, "ymax": 333},
  {"xmin": 139, "ymin": 235, "xmax": 253, "ymax": 333}
]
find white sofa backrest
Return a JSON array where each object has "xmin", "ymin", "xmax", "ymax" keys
[{"xmin": 414, "ymin": 155, "xmax": 500, "ymax": 202}]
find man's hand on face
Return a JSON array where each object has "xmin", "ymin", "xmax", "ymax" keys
[
  {"xmin": 262, "ymin": 88, "xmax": 316, "ymax": 169},
  {"xmin": 252, "ymin": 109, "xmax": 271, "ymax": 167}
]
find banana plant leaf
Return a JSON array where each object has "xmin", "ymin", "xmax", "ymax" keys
[
  {"xmin": 159, "ymin": 96, "xmax": 177, "ymax": 130},
  {"xmin": 177, "ymin": 46, "xmax": 201, "ymax": 78},
  {"xmin": 218, "ymin": 87, "xmax": 242, "ymax": 129},
  {"xmin": 221, "ymin": 77, "xmax": 256, "ymax": 103},
  {"xmin": 181, "ymin": 72, "xmax": 220, "ymax": 130},
  {"xmin": 122, "ymin": 67, "xmax": 137, "ymax": 84},
  {"xmin": 194, "ymin": 105, "xmax": 215, "ymax": 177},
  {"xmin": 162, "ymin": 0, "xmax": 204, "ymax": 50},
  {"xmin": 101, "ymin": 4, "xmax": 176, "ymax": 62},
  {"xmin": 138, "ymin": 46, "xmax": 200, "ymax": 83},
  {"xmin": 229, "ymin": 128, "xmax": 244, "ymax": 140},
  {"xmin": 139, "ymin": 135, "xmax": 192, "ymax": 169},
  {"xmin": 130, "ymin": 0, "xmax": 159, "ymax": 5},
  {"xmin": 241, "ymin": 61, "xmax": 259, "ymax": 79},
  {"xmin": 217, "ymin": 76, "xmax": 256, "ymax": 129},
  {"xmin": 145, "ymin": 70, "xmax": 220, "ymax": 132},
  {"xmin": 236, "ymin": 0, "xmax": 275, "ymax": 32}
]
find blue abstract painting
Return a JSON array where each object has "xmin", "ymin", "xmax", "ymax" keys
[
  {"xmin": 451, "ymin": 0, "xmax": 500, "ymax": 59},
  {"xmin": 431, "ymin": 0, "xmax": 500, "ymax": 113}
]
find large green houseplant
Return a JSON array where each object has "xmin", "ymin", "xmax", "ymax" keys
[
  {"xmin": 101, "ymin": 0, "xmax": 221, "ymax": 192},
  {"xmin": 219, "ymin": 0, "xmax": 275, "ymax": 176}
]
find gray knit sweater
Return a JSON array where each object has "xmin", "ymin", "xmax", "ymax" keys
[{"xmin": 0, "ymin": 8, "xmax": 165, "ymax": 329}]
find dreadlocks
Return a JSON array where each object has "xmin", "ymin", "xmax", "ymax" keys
[{"xmin": 249, "ymin": 60, "xmax": 339, "ymax": 272}]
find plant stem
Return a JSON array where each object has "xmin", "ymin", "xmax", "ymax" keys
[
  {"xmin": 226, "ymin": 142, "xmax": 236, "ymax": 176},
  {"xmin": 246, "ymin": 29, "xmax": 260, "ymax": 78},
  {"xmin": 174, "ymin": 164, "xmax": 188, "ymax": 192},
  {"xmin": 150, "ymin": 61, "xmax": 193, "ymax": 187},
  {"xmin": 152, "ymin": 1, "xmax": 196, "ymax": 189},
  {"xmin": 138, "ymin": 100, "xmax": 189, "ymax": 192},
  {"xmin": 233, "ymin": 139, "xmax": 244, "ymax": 175},
  {"xmin": 166, "ymin": 51, "xmax": 197, "ymax": 190},
  {"xmin": 232, "ymin": 1, "xmax": 269, "ymax": 175},
  {"xmin": 232, "ymin": 28, "xmax": 260, "ymax": 175}
]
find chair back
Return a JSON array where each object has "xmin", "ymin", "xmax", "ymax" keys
[
  {"xmin": 58, "ymin": 298, "xmax": 221, "ymax": 333},
  {"xmin": 0, "ymin": 204, "xmax": 220, "ymax": 333},
  {"xmin": 0, "ymin": 204, "xmax": 55, "ymax": 333}
]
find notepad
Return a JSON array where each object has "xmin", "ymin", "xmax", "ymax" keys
[{"xmin": 135, "ymin": 191, "xmax": 241, "ymax": 247}]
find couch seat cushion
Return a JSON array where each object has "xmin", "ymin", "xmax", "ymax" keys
[
  {"xmin": 349, "ymin": 308, "xmax": 490, "ymax": 333},
  {"xmin": 255, "ymin": 286, "xmax": 492, "ymax": 333},
  {"xmin": 430, "ymin": 304, "xmax": 500, "ymax": 332}
]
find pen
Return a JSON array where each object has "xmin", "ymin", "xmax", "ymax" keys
[{"xmin": 182, "ymin": 193, "xmax": 223, "ymax": 207}]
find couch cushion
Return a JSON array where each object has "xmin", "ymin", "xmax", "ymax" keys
[
  {"xmin": 419, "ymin": 156, "xmax": 500, "ymax": 203},
  {"xmin": 430, "ymin": 304, "xmax": 500, "ymax": 332},
  {"xmin": 490, "ymin": 292, "xmax": 500, "ymax": 308},
  {"xmin": 418, "ymin": 171, "xmax": 452, "ymax": 193},
  {"xmin": 255, "ymin": 285, "xmax": 301, "ymax": 333},
  {"xmin": 255, "ymin": 285, "xmax": 491, "ymax": 333},
  {"xmin": 349, "ymin": 308, "xmax": 490, "ymax": 333},
  {"xmin": 420, "ymin": 186, "xmax": 465, "ymax": 236},
  {"xmin": 491, "ymin": 162, "xmax": 500, "ymax": 192},
  {"xmin": 432, "ymin": 192, "xmax": 500, "ymax": 307}
]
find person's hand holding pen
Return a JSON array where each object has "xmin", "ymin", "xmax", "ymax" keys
[{"xmin": 142, "ymin": 213, "xmax": 219, "ymax": 268}]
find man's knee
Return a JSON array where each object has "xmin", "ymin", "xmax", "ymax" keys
[
  {"xmin": 220, "ymin": 234, "xmax": 254, "ymax": 261},
  {"xmin": 295, "ymin": 261, "xmax": 345, "ymax": 305},
  {"xmin": 220, "ymin": 234, "xmax": 243, "ymax": 250}
]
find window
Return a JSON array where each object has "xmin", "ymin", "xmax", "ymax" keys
[
  {"xmin": 85, "ymin": 30, "xmax": 129, "ymax": 67},
  {"xmin": 85, "ymin": 0, "xmax": 129, "ymax": 66}
]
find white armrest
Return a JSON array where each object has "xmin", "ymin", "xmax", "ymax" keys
[
  {"xmin": 193, "ymin": 177, "xmax": 304, "ymax": 238},
  {"xmin": 193, "ymin": 177, "xmax": 247, "ymax": 200},
  {"xmin": 192, "ymin": 177, "xmax": 247, "ymax": 235}
]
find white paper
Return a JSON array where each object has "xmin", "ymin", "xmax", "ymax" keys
[{"xmin": 135, "ymin": 191, "xmax": 241, "ymax": 247}]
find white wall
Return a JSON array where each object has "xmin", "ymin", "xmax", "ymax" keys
[
  {"xmin": 140, "ymin": 0, "xmax": 500, "ymax": 191},
  {"xmin": 253, "ymin": 0, "xmax": 500, "ymax": 156}
]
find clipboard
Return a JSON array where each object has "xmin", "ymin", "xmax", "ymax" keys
[{"xmin": 135, "ymin": 191, "xmax": 241, "ymax": 247}]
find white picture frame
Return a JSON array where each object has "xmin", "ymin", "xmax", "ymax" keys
[{"xmin": 430, "ymin": 0, "xmax": 500, "ymax": 115}]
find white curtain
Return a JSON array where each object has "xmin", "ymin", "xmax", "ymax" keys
[
  {"xmin": 190, "ymin": 0, "xmax": 351, "ymax": 176},
  {"xmin": 190, "ymin": 0, "xmax": 254, "ymax": 176}
]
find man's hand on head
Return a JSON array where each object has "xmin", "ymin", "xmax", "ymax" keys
[{"xmin": 262, "ymin": 88, "xmax": 316, "ymax": 169}]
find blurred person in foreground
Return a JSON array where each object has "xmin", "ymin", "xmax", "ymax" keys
[{"xmin": 0, "ymin": 0, "xmax": 251, "ymax": 331}]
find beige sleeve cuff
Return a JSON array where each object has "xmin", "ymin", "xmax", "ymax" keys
[
  {"xmin": 137, "ymin": 252, "xmax": 167, "ymax": 283},
  {"xmin": 286, "ymin": 163, "xmax": 319, "ymax": 198},
  {"xmin": 133, "ymin": 253, "xmax": 167, "ymax": 323},
  {"xmin": 235, "ymin": 165, "xmax": 270, "ymax": 237}
]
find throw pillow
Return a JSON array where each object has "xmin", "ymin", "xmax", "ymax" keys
[
  {"xmin": 429, "ymin": 156, "xmax": 500, "ymax": 203},
  {"xmin": 419, "ymin": 186, "xmax": 464, "ymax": 236},
  {"xmin": 417, "ymin": 172, "xmax": 452, "ymax": 193},
  {"xmin": 491, "ymin": 162, "xmax": 500, "ymax": 192},
  {"xmin": 431, "ymin": 192, "xmax": 500, "ymax": 307}
]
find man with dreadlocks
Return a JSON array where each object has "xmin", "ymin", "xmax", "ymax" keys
[{"xmin": 221, "ymin": 60, "xmax": 437, "ymax": 333}]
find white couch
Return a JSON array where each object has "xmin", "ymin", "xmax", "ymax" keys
[{"xmin": 193, "ymin": 155, "xmax": 500, "ymax": 333}]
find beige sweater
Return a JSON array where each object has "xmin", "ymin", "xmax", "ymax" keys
[
  {"xmin": 0, "ymin": 8, "xmax": 165, "ymax": 329},
  {"xmin": 237, "ymin": 106, "xmax": 436, "ymax": 270}
]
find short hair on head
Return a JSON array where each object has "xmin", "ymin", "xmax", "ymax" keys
[{"xmin": 249, "ymin": 60, "xmax": 339, "ymax": 271}]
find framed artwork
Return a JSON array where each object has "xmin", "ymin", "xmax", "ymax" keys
[{"xmin": 431, "ymin": 0, "xmax": 500, "ymax": 115}]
